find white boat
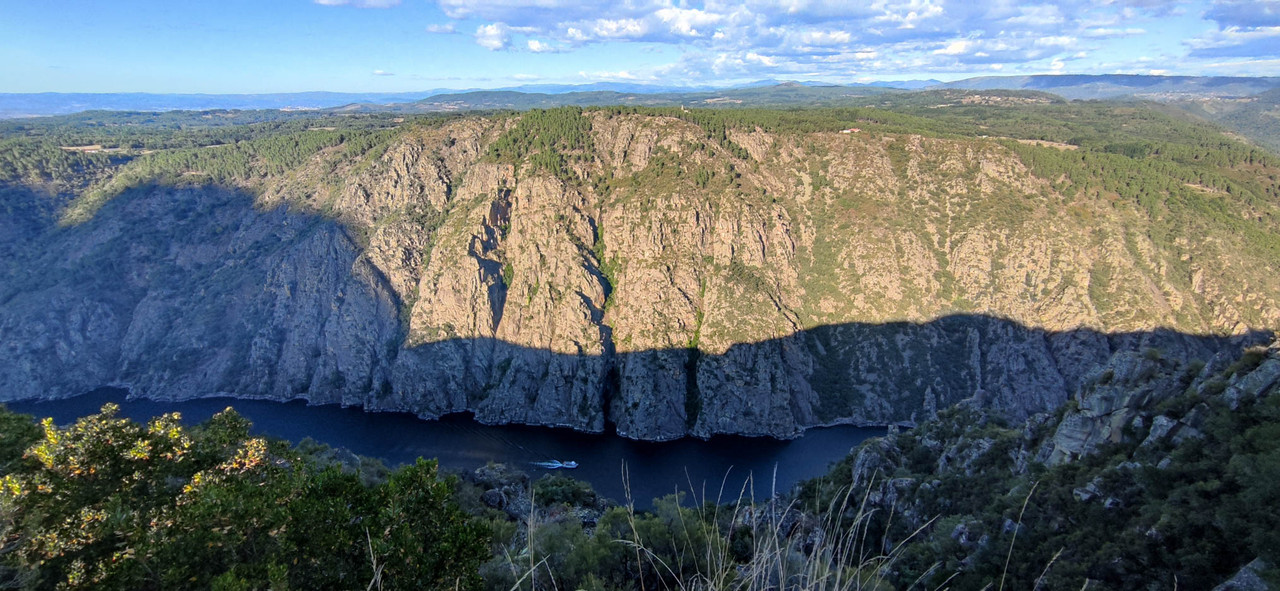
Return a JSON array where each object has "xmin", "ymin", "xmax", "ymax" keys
[{"xmin": 531, "ymin": 460, "xmax": 578, "ymax": 469}]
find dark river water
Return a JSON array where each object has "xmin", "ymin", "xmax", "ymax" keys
[{"xmin": 7, "ymin": 389, "xmax": 882, "ymax": 508}]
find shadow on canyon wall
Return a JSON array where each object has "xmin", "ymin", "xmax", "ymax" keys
[{"xmin": 389, "ymin": 319, "xmax": 1270, "ymax": 441}]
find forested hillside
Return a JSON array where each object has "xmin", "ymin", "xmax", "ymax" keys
[
  {"xmin": 1169, "ymin": 88, "xmax": 1280, "ymax": 155},
  {"xmin": 1, "ymin": 98, "xmax": 1277, "ymax": 440}
]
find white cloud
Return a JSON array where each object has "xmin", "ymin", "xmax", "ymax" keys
[
  {"xmin": 654, "ymin": 7, "xmax": 723, "ymax": 37},
  {"xmin": 1205, "ymin": 0, "xmax": 1280, "ymax": 28},
  {"xmin": 425, "ymin": 23, "xmax": 457, "ymax": 34},
  {"xmin": 527, "ymin": 39, "xmax": 564, "ymax": 53},
  {"xmin": 1006, "ymin": 5, "xmax": 1063, "ymax": 26},
  {"xmin": 372, "ymin": 69, "xmax": 394, "ymax": 76},
  {"xmin": 798, "ymin": 30, "xmax": 853, "ymax": 46},
  {"xmin": 1084, "ymin": 27, "xmax": 1146, "ymax": 38},
  {"xmin": 1035, "ymin": 36, "xmax": 1076, "ymax": 47},
  {"xmin": 1188, "ymin": 24, "xmax": 1280, "ymax": 57},
  {"xmin": 872, "ymin": 0, "xmax": 945, "ymax": 30},
  {"xmin": 476, "ymin": 23, "xmax": 511, "ymax": 50},
  {"xmin": 589, "ymin": 18, "xmax": 648, "ymax": 39},
  {"xmin": 934, "ymin": 39, "xmax": 974, "ymax": 55},
  {"xmin": 1188, "ymin": 25, "xmax": 1280, "ymax": 49},
  {"xmin": 410, "ymin": 0, "xmax": 1280, "ymax": 83}
]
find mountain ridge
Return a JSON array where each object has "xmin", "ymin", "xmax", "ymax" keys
[
  {"xmin": 3, "ymin": 105, "xmax": 1278, "ymax": 439},
  {"xmin": 7, "ymin": 74, "xmax": 1280, "ymax": 118}
]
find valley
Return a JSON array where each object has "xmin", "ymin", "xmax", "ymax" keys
[
  {"xmin": 1, "ymin": 99, "xmax": 1277, "ymax": 441},
  {"xmin": 6, "ymin": 0, "xmax": 1280, "ymax": 585}
]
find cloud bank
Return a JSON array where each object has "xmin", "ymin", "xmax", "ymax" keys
[{"xmin": 419, "ymin": 0, "xmax": 1280, "ymax": 82}]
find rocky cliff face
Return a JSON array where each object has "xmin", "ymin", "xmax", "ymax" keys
[
  {"xmin": 0, "ymin": 186, "xmax": 401, "ymax": 407},
  {"xmin": 812, "ymin": 340, "xmax": 1280, "ymax": 590},
  {"xmin": 1, "ymin": 111, "xmax": 1277, "ymax": 439}
]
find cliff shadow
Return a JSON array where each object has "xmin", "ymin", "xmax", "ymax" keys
[{"xmin": 387, "ymin": 316, "xmax": 1271, "ymax": 440}]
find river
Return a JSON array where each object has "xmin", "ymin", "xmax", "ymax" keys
[{"xmin": 7, "ymin": 389, "xmax": 882, "ymax": 508}]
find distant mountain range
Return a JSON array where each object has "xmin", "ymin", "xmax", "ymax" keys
[
  {"xmin": 937, "ymin": 74, "xmax": 1280, "ymax": 100},
  {"xmin": 0, "ymin": 91, "xmax": 444, "ymax": 119},
  {"xmin": 382, "ymin": 84, "xmax": 895, "ymax": 113},
  {"xmin": 4, "ymin": 75, "xmax": 1280, "ymax": 118}
]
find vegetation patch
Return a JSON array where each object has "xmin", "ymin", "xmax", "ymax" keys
[{"xmin": 0, "ymin": 404, "xmax": 488, "ymax": 590}]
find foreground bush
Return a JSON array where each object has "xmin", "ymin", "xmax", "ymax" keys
[{"xmin": 0, "ymin": 404, "xmax": 488, "ymax": 590}]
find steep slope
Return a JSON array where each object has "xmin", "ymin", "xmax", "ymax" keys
[
  {"xmin": 797, "ymin": 341, "xmax": 1280, "ymax": 589},
  {"xmin": 1, "ymin": 107, "xmax": 1277, "ymax": 439},
  {"xmin": 0, "ymin": 186, "xmax": 401, "ymax": 406}
]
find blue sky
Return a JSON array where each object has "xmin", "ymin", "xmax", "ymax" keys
[{"xmin": 1, "ymin": 0, "xmax": 1278, "ymax": 93}]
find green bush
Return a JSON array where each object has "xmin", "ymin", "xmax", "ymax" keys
[
  {"xmin": 0, "ymin": 405, "xmax": 488, "ymax": 590},
  {"xmin": 533, "ymin": 474, "xmax": 597, "ymax": 507}
]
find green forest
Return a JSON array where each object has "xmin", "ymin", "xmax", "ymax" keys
[
  {"xmin": 5, "ymin": 95, "xmax": 1277, "ymax": 243},
  {"xmin": 0, "ymin": 111, "xmax": 447, "ymax": 199}
]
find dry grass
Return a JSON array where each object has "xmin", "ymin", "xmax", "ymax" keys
[{"xmin": 495, "ymin": 464, "xmax": 953, "ymax": 591}]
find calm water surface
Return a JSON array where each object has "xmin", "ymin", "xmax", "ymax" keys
[{"xmin": 8, "ymin": 389, "xmax": 881, "ymax": 508}]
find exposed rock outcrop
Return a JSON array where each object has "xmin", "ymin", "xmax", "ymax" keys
[
  {"xmin": 1, "ymin": 112, "xmax": 1277, "ymax": 439},
  {"xmin": 0, "ymin": 186, "xmax": 401, "ymax": 407}
]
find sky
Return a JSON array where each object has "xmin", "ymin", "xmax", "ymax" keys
[{"xmin": 1, "ymin": 0, "xmax": 1278, "ymax": 93}]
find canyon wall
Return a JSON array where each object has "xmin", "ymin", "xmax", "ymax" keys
[{"xmin": 1, "ymin": 112, "xmax": 1275, "ymax": 439}]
